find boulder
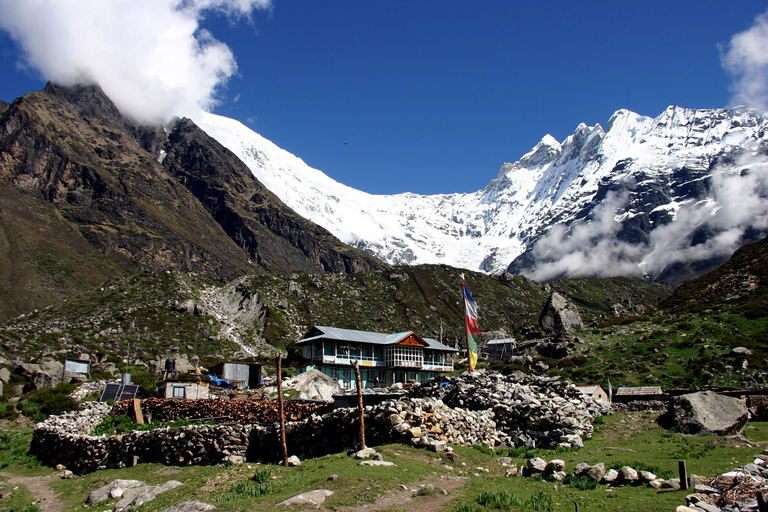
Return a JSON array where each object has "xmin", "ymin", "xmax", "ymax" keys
[
  {"xmin": 160, "ymin": 502, "xmax": 216, "ymax": 512},
  {"xmin": 619, "ymin": 466, "xmax": 638, "ymax": 483},
  {"xmin": 602, "ymin": 469, "xmax": 619, "ymax": 483},
  {"xmin": 277, "ymin": 489, "xmax": 334, "ymax": 507},
  {"xmin": 539, "ymin": 292, "xmax": 584, "ymax": 335},
  {"xmin": 669, "ymin": 391, "xmax": 748, "ymax": 435},
  {"xmin": 286, "ymin": 370, "xmax": 341, "ymax": 401},
  {"xmin": 87, "ymin": 479, "xmax": 146, "ymax": 503},
  {"xmin": 526, "ymin": 457, "xmax": 547, "ymax": 473},
  {"xmin": 586, "ymin": 463, "xmax": 606, "ymax": 482}
]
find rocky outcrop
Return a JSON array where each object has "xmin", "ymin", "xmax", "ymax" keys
[
  {"xmin": 0, "ymin": 83, "xmax": 384, "ymax": 321},
  {"xmin": 539, "ymin": 293, "xmax": 584, "ymax": 335},
  {"xmin": 669, "ymin": 391, "xmax": 748, "ymax": 436}
]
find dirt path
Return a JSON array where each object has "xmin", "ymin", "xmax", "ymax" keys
[
  {"xmin": 0, "ymin": 471, "xmax": 65, "ymax": 512},
  {"xmin": 336, "ymin": 475, "xmax": 468, "ymax": 512}
]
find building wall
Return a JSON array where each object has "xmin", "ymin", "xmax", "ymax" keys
[{"xmin": 159, "ymin": 382, "xmax": 210, "ymax": 400}]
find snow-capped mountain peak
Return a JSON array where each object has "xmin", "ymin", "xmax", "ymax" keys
[{"xmin": 195, "ymin": 105, "xmax": 768, "ymax": 282}]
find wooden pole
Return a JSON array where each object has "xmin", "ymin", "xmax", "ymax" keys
[
  {"xmin": 276, "ymin": 354, "xmax": 288, "ymax": 466},
  {"xmin": 757, "ymin": 491, "xmax": 767, "ymax": 512},
  {"xmin": 352, "ymin": 361, "xmax": 366, "ymax": 450},
  {"xmin": 678, "ymin": 460, "xmax": 688, "ymax": 490}
]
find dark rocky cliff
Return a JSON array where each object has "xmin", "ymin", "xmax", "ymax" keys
[{"xmin": 0, "ymin": 83, "xmax": 383, "ymax": 320}]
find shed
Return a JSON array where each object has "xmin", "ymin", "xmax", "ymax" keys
[
  {"xmin": 575, "ymin": 385, "xmax": 610, "ymax": 404},
  {"xmin": 613, "ymin": 386, "xmax": 665, "ymax": 403},
  {"xmin": 209, "ymin": 362, "xmax": 262, "ymax": 389},
  {"xmin": 486, "ymin": 338, "xmax": 517, "ymax": 359},
  {"xmin": 158, "ymin": 381, "xmax": 210, "ymax": 400}
]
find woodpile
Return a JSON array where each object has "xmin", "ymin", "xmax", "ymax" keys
[{"xmin": 110, "ymin": 397, "xmax": 331, "ymax": 424}]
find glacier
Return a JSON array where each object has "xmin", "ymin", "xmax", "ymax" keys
[{"xmin": 193, "ymin": 105, "xmax": 768, "ymax": 281}]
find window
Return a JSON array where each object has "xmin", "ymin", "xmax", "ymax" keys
[
  {"xmin": 172, "ymin": 386, "xmax": 186, "ymax": 399},
  {"xmin": 385, "ymin": 346, "xmax": 424, "ymax": 368}
]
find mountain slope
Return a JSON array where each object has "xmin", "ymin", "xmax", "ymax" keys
[
  {"xmin": 196, "ymin": 106, "xmax": 768, "ymax": 283},
  {"xmin": 661, "ymin": 234, "xmax": 768, "ymax": 315},
  {"xmin": 0, "ymin": 84, "xmax": 383, "ymax": 320}
]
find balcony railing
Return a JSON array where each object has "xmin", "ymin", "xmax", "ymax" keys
[{"xmin": 423, "ymin": 361, "xmax": 454, "ymax": 372}]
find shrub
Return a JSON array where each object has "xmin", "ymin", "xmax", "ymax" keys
[
  {"xmin": 564, "ymin": 472, "xmax": 599, "ymax": 490},
  {"xmin": 21, "ymin": 383, "xmax": 79, "ymax": 420},
  {"xmin": 252, "ymin": 467, "xmax": 272, "ymax": 484},
  {"xmin": 477, "ymin": 491, "xmax": 521, "ymax": 509}
]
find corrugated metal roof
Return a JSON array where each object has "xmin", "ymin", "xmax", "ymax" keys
[
  {"xmin": 298, "ymin": 326, "xmax": 457, "ymax": 351},
  {"xmin": 615, "ymin": 386, "xmax": 663, "ymax": 396},
  {"xmin": 487, "ymin": 338, "xmax": 516, "ymax": 346},
  {"xmin": 423, "ymin": 338, "xmax": 459, "ymax": 352},
  {"xmin": 576, "ymin": 385, "xmax": 599, "ymax": 395}
]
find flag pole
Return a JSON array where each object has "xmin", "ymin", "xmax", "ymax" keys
[{"xmin": 461, "ymin": 274, "xmax": 480, "ymax": 372}]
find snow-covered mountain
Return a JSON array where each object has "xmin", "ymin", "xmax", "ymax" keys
[{"xmin": 194, "ymin": 105, "xmax": 768, "ymax": 283}]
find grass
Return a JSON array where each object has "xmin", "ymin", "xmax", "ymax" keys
[{"xmin": 3, "ymin": 411, "xmax": 768, "ymax": 511}]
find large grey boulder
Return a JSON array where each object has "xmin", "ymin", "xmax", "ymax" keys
[
  {"xmin": 87, "ymin": 479, "xmax": 146, "ymax": 503},
  {"xmin": 669, "ymin": 391, "xmax": 748, "ymax": 435},
  {"xmin": 287, "ymin": 369, "xmax": 341, "ymax": 401},
  {"xmin": 160, "ymin": 502, "xmax": 216, "ymax": 512},
  {"xmin": 539, "ymin": 292, "xmax": 584, "ymax": 335}
]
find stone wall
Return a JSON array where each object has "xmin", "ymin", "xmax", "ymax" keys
[
  {"xmin": 31, "ymin": 402, "xmax": 260, "ymax": 473},
  {"xmin": 32, "ymin": 371, "xmax": 607, "ymax": 472}
]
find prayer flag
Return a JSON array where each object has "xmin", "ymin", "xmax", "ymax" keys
[{"xmin": 462, "ymin": 279, "xmax": 480, "ymax": 371}]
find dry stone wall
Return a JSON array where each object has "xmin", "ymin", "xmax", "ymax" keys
[
  {"xmin": 31, "ymin": 402, "xmax": 260, "ymax": 473},
  {"xmin": 32, "ymin": 370, "xmax": 607, "ymax": 472}
]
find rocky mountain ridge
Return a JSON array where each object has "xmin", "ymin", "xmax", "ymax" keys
[
  {"xmin": 0, "ymin": 83, "xmax": 383, "ymax": 320},
  {"xmin": 197, "ymin": 105, "xmax": 768, "ymax": 284}
]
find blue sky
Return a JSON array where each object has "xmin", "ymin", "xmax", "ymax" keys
[{"xmin": 0, "ymin": 1, "xmax": 766, "ymax": 195}]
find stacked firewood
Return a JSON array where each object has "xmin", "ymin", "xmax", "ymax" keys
[{"xmin": 110, "ymin": 398, "xmax": 331, "ymax": 424}]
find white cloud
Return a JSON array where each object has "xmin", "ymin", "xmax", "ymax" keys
[
  {"xmin": 721, "ymin": 9, "xmax": 768, "ymax": 110},
  {"xmin": 0, "ymin": 0, "xmax": 270, "ymax": 124},
  {"xmin": 524, "ymin": 154, "xmax": 768, "ymax": 282}
]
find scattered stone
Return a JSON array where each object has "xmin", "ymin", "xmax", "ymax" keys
[
  {"xmin": 87, "ymin": 479, "xmax": 146, "ymax": 503},
  {"xmin": 277, "ymin": 489, "xmax": 334, "ymax": 507},
  {"xmin": 602, "ymin": 469, "xmax": 619, "ymax": 483},
  {"xmin": 527, "ymin": 457, "xmax": 547, "ymax": 473},
  {"xmin": 160, "ymin": 501, "xmax": 216, "ymax": 512},
  {"xmin": 354, "ymin": 447, "xmax": 377, "ymax": 459},
  {"xmin": 359, "ymin": 460, "xmax": 395, "ymax": 467},
  {"xmin": 114, "ymin": 480, "xmax": 182, "ymax": 512},
  {"xmin": 586, "ymin": 463, "xmax": 606, "ymax": 482},
  {"xmin": 619, "ymin": 466, "xmax": 638, "ymax": 483},
  {"xmin": 286, "ymin": 455, "xmax": 301, "ymax": 467},
  {"xmin": 545, "ymin": 459, "xmax": 565, "ymax": 472}
]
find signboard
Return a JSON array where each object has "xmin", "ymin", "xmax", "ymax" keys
[{"xmin": 64, "ymin": 359, "xmax": 90, "ymax": 375}]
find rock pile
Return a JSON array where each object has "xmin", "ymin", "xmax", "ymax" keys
[
  {"xmin": 36, "ymin": 401, "xmax": 112, "ymax": 436},
  {"xmin": 407, "ymin": 370, "xmax": 606, "ymax": 448}
]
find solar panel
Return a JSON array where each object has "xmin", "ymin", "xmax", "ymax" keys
[
  {"xmin": 118, "ymin": 384, "xmax": 140, "ymax": 401},
  {"xmin": 100, "ymin": 383, "xmax": 121, "ymax": 402}
]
